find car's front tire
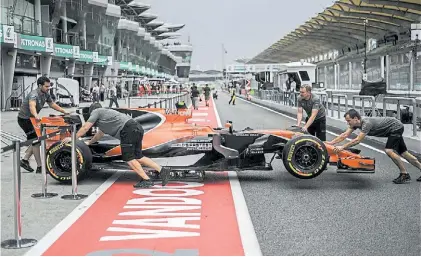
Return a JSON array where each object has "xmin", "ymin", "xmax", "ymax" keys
[
  {"xmin": 45, "ymin": 140, "xmax": 92, "ymax": 183},
  {"xmin": 282, "ymin": 135, "xmax": 328, "ymax": 179}
]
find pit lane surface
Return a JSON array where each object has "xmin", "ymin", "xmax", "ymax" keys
[{"xmin": 215, "ymin": 93, "xmax": 421, "ymax": 256}]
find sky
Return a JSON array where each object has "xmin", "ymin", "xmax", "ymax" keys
[{"xmin": 144, "ymin": 0, "xmax": 335, "ymax": 71}]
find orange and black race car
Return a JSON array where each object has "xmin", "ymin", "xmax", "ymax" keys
[{"xmin": 32, "ymin": 105, "xmax": 375, "ymax": 183}]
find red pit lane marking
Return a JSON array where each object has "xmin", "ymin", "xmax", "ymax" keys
[
  {"xmin": 40, "ymin": 181, "xmax": 243, "ymax": 256},
  {"xmin": 25, "ymin": 97, "xmax": 261, "ymax": 256}
]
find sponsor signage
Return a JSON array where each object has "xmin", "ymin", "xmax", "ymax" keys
[
  {"xmin": 79, "ymin": 51, "xmax": 94, "ymax": 62},
  {"xmin": 54, "ymin": 44, "xmax": 74, "ymax": 58},
  {"xmin": 18, "ymin": 34, "xmax": 54, "ymax": 52},
  {"xmin": 2, "ymin": 25, "xmax": 16, "ymax": 44}
]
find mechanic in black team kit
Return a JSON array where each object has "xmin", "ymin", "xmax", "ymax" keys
[
  {"xmin": 63, "ymin": 104, "xmax": 170, "ymax": 188},
  {"xmin": 296, "ymin": 85, "xmax": 326, "ymax": 141},
  {"xmin": 328, "ymin": 109, "xmax": 421, "ymax": 184},
  {"xmin": 18, "ymin": 76, "xmax": 69, "ymax": 173}
]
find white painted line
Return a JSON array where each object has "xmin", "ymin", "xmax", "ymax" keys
[
  {"xmin": 212, "ymin": 96, "xmax": 222, "ymax": 128},
  {"xmin": 24, "ymin": 172, "xmax": 121, "ymax": 256},
  {"xmin": 188, "ymin": 118, "xmax": 206, "ymax": 122},
  {"xmin": 236, "ymin": 97, "xmax": 410, "ymax": 163},
  {"xmin": 212, "ymin": 96, "xmax": 262, "ymax": 256},
  {"xmin": 228, "ymin": 171, "xmax": 262, "ymax": 256},
  {"xmin": 192, "ymin": 112, "xmax": 209, "ymax": 117},
  {"xmin": 198, "ymin": 107, "xmax": 209, "ymax": 111}
]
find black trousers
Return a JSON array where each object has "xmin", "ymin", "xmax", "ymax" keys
[{"xmin": 306, "ymin": 117, "xmax": 326, "ymax": 141}]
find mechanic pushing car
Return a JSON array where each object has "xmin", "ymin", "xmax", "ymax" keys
[
  {"xmin": 62, "ymin": 103, "xmax": 171, "ymax": 188},
  {"xmin": 328, "ymin": 109, "xmax": 421, "ymax": 184},
  {"xmin": 296, "ymin": 84, "xmax": 326, "ymax": 141},
  {"xmin": 18, "ymin": 76, "xmax": 69, "ymax": 173}
]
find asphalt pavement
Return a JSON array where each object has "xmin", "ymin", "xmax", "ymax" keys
[{"xmin": 215, "ymin": 92, "xmax": 421, "ymax": 256}]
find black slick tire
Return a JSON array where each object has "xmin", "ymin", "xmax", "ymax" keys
[
  {"xmin": 282, "ymin": 135, "xmax": 328, "ymax": 179},
  {"xmin": 45, "ymin": 140, "xmax": 92, "ymax": 183}
]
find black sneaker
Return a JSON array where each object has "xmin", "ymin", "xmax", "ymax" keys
[
  {"xmin": 160, "ymin": 167, "xmax": 171, "ymax": 186},
  {"xmin": 393, "ymin": 173, "xmax": 411, "ymax": 184},
  {"xmin": 20, "ymin": 159, "xmax": 34, "ymax": 172},
  {"xmin": 36, "ymin": 167, "xmax": 42, "ymax": 174},
  {"xmin": 416, "ymin": 176, "xmax": 421, "ymax": 182},
  {"xmin": 133, "ymin": 179, "xmax": 154, "ymax": 188}
]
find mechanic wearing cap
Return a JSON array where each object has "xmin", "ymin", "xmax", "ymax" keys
[
  {"xmin": 328, "ymin": 109, "xmax": 421, "ymax": 184},
  {"xmin": 18, "ymin": 76, "xmax": 69, "ymax": 173},
  {"xmin": 296, "ymin": 84, "xmax": 326, "ymax": 141},
  {"xmin": 63, "ymin": 104, "xmax": 171, "ymax": 188}
]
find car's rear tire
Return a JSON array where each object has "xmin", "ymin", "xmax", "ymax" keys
[
  {"xmin": 282, "ymin": 135, "xmax": 328, "ymax": 179},
  {"xmin": 46, "ymin": 140, "xmax": 92, "ymax": 183}
]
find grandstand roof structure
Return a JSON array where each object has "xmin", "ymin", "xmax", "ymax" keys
[
  {"xmin": 115, "ymin": 0, "xmax": 185, "ymax": 40},
  {"xmin": 248, "ymin": 0, "xmax": 421, "ymax": 64}
]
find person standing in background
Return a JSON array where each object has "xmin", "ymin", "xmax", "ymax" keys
[
  {"xmin": 203, "ymin": 84, "xmax": 211, "ymax": 107},
  {"xmin": 91, "ymin": 83, "xmax": 100, "ymax": 102},
  {"xmin": 109, "ymin": 84, "xmax": 119, "ymax": 108},
  {"xmin": 99, "ymin": 83, "xmax": 105, "ymax": 102},
  {"xmin": 191, "ymin": 85, "xmax": 200, "ymax": 110},
  {"xmin": 228, "ymin": 86, "xmax": 236, "ymax": 105}
]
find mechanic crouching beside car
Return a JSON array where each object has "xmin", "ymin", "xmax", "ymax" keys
[
  {"xmin": 62, "ymin": 103, "xmax": 171, "ymax": 188},
  {"xmin": 296, "ymin": 84, "xmax": 326, "ymax": 141}
]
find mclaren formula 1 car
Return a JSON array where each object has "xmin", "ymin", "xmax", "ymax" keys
[{"xmin": 32, "ymin": 105, "xmax": 375, "ymax": 183}]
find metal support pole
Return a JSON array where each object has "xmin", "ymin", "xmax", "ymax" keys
[
  {"xmin": 330, "ymin": 94, "xmax": 334, "ymax": 117},
  {"xmin": 128, "ymin": 96, "xmax": 131, "ymax": 108},
  {"xmin": 32, "ymin": 126, "xmax": 58, "ymax": 199},
  {"xmin": 371, "ymin": 96, "xmax": 376, "ymax": 117},
  {"xmin": 364, "ymin": 20, "xmax": 367, "ymax": 75},
  {"xmin": 361, "ymin": 99, "xmax": 365, "ymax": 116},
  {"xmin": 1, "ymin": 141, "xmax": 37, "ymax": 249},
  {"xmin": 62, "ymin": 125, "xmax": 88, "ymax": 200},
  {"xmin": 412, "ymin": 99, "xmax": 418, "ymax": 137},
  {"xmin": 383, "ymin": 100, "xmax": 387, "ymax": 117}
]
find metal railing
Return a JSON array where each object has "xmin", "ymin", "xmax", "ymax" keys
[
  {"xmin": 248, "ymin": 89, "xmax": 420, "ymax": 137},
  {"xmin": 352, "ymin": 95, "xmax": 376, "ymax": 117},
  {"xmin": 3, "ymin": 82, "xmax": 36, "ymax": 111},
  {"xmin": 127, "ymin": 91, "xmax": 190, "ymax": 109},
  {"xmin": 1, "ymin": 7, "xmax": 40, "ymax": 36},
  {"xmin": 382, "ymin": 96, "xmax": 418, "ymax": 137},
  {"xmin": 331, "ymin": 94, "xmax": 348, "ymax": 119}
]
